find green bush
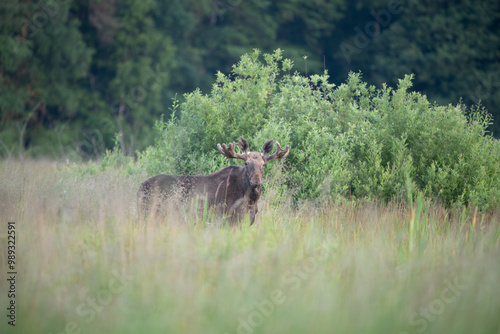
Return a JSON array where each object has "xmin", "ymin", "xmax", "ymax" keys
[{"xmin": 138, "ymin": 49, "xmax": 500, "ymax": 209}]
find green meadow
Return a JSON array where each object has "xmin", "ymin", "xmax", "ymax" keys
[{"xmin": 1, "ymin": 160, "xmax": 499, "ymax": 334}]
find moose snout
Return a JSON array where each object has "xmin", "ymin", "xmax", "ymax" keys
[{"xmin": 250, "ymin": 181, "xmax": 262, "ymax": 188}]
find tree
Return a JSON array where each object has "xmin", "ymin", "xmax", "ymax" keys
[
  {"xmin": 349, "ymin": 0, "xmax": 500, "ymax": 134},
  {"xmin": 0, "ymin": 0, "xmax": 93, "ymax": 158}
]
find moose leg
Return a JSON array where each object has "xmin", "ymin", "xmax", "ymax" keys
[
  {"xmin": 137, "ymin": 175, "xmax": 180, "ymax": 220},
  {"xmin": 227, "ymin": 198, "xmax": 247, "ymax": 226},
  {"xmin": 137, "ymin": 179, "xmax": 152, "ymax": 220},
  {"xmin": 249, "ymin": 206, "xmax": 258, "ymax": 226}
]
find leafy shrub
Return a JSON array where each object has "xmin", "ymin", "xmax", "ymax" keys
[{"xmin": 138, "ymin": 49, "xmax": 500, "ymax": 209}]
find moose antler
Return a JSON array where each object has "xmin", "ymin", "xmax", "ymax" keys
[
  {"xmin": 217, "ymin": 141, "xmax": 247, "ymax": 160},
  {"xmin": 264, "ymin": 141, "xmax": 290, "ymax": 161}
]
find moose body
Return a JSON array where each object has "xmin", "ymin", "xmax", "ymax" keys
[{"xmin": 137, "ymin": 137, "xmax": 289, "ymax": 225}]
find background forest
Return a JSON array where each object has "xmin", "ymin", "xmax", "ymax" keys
[{"xmin": 1, "ymin": 0, "xmax": 499, "ymax": 159}]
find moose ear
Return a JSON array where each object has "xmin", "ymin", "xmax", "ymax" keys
[
  {"xmin": 261, "ymin": 140, "xmax": 274, "ymax": 155},
  {"xmin": 238, "ymin": 137, "xmax": 250, "ymax": 154}
]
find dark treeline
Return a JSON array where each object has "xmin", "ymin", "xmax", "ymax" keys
[{"xmin": 1, "ymin": 0, "xmax": 499, "ymax": 159}]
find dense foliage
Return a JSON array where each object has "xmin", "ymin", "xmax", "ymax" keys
[
  {"xmin": 139, "ymin": 50, "xmax": 500, "ymax": 209},
  {"xmin": 1, "ymin": 0, "xmax": 499, "ymax": 159}
]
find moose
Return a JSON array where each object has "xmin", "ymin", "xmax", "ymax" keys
[{"xmin": 137, "ymin": 137, "xmax": 290, "ymax": 225}]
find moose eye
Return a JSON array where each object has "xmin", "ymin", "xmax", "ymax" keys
[
  {"xmin": 263, "ymin": 164, "xmax": 266, "ymax": 168},
  {"xmin": 244, "ymin": 162, "xmax": 248, "ymax": 166}
]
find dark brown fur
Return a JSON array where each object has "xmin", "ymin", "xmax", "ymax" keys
[{"xmin": 137, "ymin": 137, "xmax": 289, "ymax": 225}]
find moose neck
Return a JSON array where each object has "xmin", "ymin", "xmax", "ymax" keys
[
  {"xmin": 244, "ymin": 184, "xmax": 261, "ymax": 205},
  {"xmin": 248, "ymin": 185, "xmax": 261, "ymax": 204},
  {"xmin": 242, "ymin": 170, "xmax": 261, "ymax": 204}
]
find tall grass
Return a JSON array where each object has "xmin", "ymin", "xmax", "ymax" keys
[{"xmin": 1, "ymin": 161, "xmax": 499, "ymax": 334}]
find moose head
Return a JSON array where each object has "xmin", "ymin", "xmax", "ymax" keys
[{"xmin": 217, "ymin": 137, "xmax": 290, "ymax": 191}]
